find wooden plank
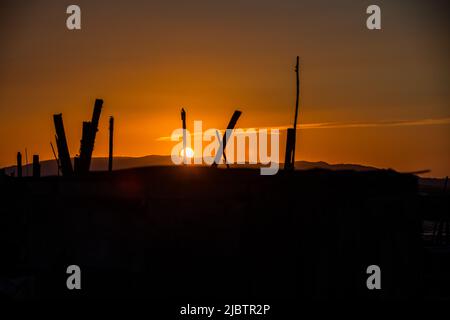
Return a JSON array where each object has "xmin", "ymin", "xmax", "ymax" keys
[{"xmin": 53, "ymin": 113, "xmax": 73, "ymax": 176}]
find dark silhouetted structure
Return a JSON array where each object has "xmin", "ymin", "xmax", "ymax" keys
[
  {"xmin": 25, "ymin": 148, "xmax": 29, "ymax": 177},
  {"xmin": 215, "ymin": 130, "xmax": 230, "ymax": 168},
  {"xmin": 108, "ymin": 116, "xmax": 114, "ymax": 172},
  {"xmin": 75, "ymin": 99, "xmax": 103, "ymax": 175},
  {"xmin": 0, "ymin": 166, "xmax": 431, "ymax": 300},
  {"xmin": 284, "ymin": 56, "xmax": 300, "ymax": 170},
  {"xmin": 284, "ymin": 128, "xmax": 296, "ymax": 169},
  {"xmin": 181, "ymin": 108, "xmax": 187, "ymax": 164},
  {"xmin": 53, "ymin": 114, "xmax": 73, "ymax": 176},
  {"xmin": 16, "ymin": 152, "xmax": 22, "ymax": 178},
  {"xmin": 50, "ymin": 141, "xmax": 60, "ymax": 176},
  {"xmin": 432, "ymin": 176, "xmax": 450, "ymax": 245},
  {"xmin": 212, "ymin": 110, "xmax": 242, "ymax": 167},
  {"xmin": 32, "ymin": 155, "xmax": 40, "ymax": 178}
]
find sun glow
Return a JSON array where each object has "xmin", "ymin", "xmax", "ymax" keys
[{"xmin": 181, "ymin": 147, "xmax": 195, "ymax": 159}]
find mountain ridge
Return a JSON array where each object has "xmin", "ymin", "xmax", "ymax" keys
[
  {"xmin": 2, "ymin": 154, "xmax": 446, "ymax": 189},
  {"xmin": 2, "ymin": 155, "xmax": 379, "ymax": 177}
]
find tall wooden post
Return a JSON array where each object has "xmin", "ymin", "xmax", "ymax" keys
[
  {"xmin": 17, "ymin": 152, "xmax": 22, "ymax": 178},
  {"xmin": 53, "ymin": 113, "xmax": 73, "ymax": 176},
  {"xmin": 32, "ymin": 155, "xmax": 40, "ymax": 178},
  {"xmin": 284, "ymin": 56, "xmax": 300, "ymax": 171},
  {"xmin": 292, "ymin": 56, "xmax": 300, "ymax": 163},
  {"xmin": 108, "ymin": 116, "xmax": 114, "ymax": 172},
  {"xmin": 181, "ymin": 108, "xmax": 187, "ymax": 164}
]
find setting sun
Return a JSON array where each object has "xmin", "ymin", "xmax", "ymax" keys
[{"xmin": 181, "ymin": 147, "xmax": 195, "ymax": 159}]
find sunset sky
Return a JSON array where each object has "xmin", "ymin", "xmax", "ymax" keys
[{"xmin": 0, "ymin": 0, "xmax": 448, "ymax": 177}]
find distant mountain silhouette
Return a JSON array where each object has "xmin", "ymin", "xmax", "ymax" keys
[
  {"xmin": 293, "ymin": 160, "xmax": 378, "ymax": 172},
  {"xmin": 2, "ymin": 155, "xmax": 378, "ymax": 177}
]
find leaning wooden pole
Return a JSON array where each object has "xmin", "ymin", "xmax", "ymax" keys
[
  {"xmin": 212, "ymin": 110, "xmax": 242, "ymax": 167},
  {"xmin": 108, "ymin": 116, "xmax": 114, "ymax": 172},
  {"xmin": 53, "ymin": 114, "xmax": 73, "ymax": 176},
  {"xmin": 215, "ymin": 130, "xmax": 230, "ymax": 169}
]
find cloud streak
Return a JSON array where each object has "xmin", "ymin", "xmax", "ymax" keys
[
  {"xmin": 295, "ymin": 117, "xmax": 450, "ymax": 130},
  {"xmin": 156, "ymin": 117, "xmax": 450, "ymax": 141}
]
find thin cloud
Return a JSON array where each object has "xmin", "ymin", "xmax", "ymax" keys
[
  {"xmin": 156, "ymin": 117, "xmax": 450, "ymax": 141},
  {"xmin": 295, "ymin": 117, "xmax": 450, "ymax": 130}
]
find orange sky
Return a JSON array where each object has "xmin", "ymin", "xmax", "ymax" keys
[{"xmin": 0, "ymin": 0, "xmax": 449, "ymax": 177}]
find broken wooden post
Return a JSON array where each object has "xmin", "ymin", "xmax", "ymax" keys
[
  {"xmin": 77, "ymin": 121, "xmax": 91, "ymax": 174},
  {"xmin": 284, "ymin": 56, "xmax": 300, "ymax": 171},
  {"xmin": 181, "ymin": 108, "xmax": 187, "ymax": 164},
  {"xmin": 17, "ymin": 152, "xmax": 22, "ymax": 178},
  {"xmin": 77, "ymin": 99, "xmax": 103, "ymax": 174},
  {"xmin": 32, "ymin": 155, "xmax": 40, "ymax": 178},
  {"xmin": 53, "ymin": 113, "xmax": 73, "ymax": 176},
  {"xmin": 108, "ymin": 116, "xmax": 114, "ymax": 172},
  {"xmin": 212, "ymin": 110, "xmax": 242, "ymax": 167}
]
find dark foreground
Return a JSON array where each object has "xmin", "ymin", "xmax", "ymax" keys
[{"xmin": 0, "ymin": 166, "xmax": 448, "ymax": 300}]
